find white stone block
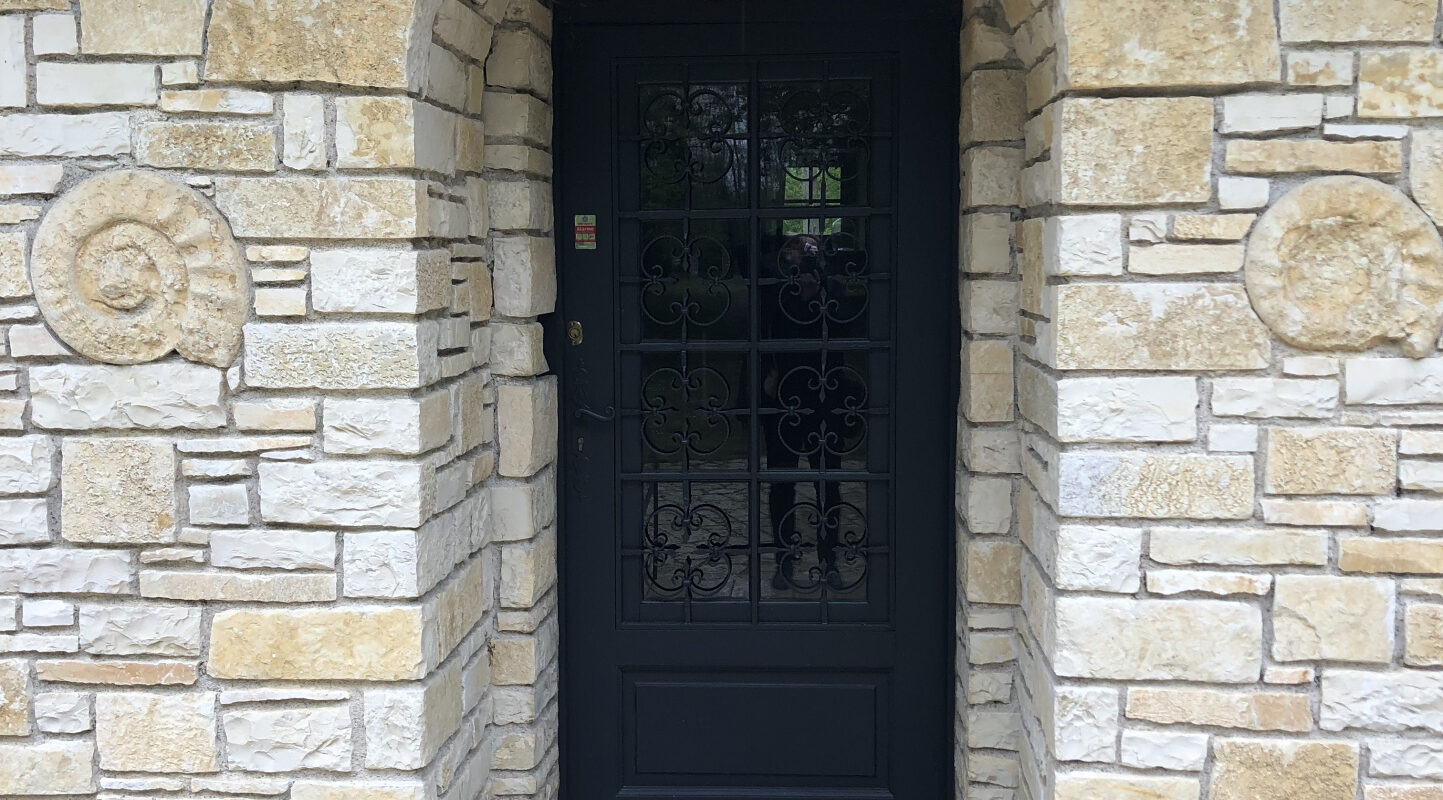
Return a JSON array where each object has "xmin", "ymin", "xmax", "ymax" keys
[
  {"xmin": 1054, "ymin": 597, "xmax": 1262, "ymax": 682},
  {"xmin": 259, "ymin": 461, "xmax": 428, "ymax": 528},
  {"xmin": 1052, "ymin": 686, "xmax": 1118, "ymax": 763},
  {"xmin": 209, "ymin": 529, "xmax": 336, "ymax": 571},
  {"xmin": 1322, "ymin": 670, "xmax": 1443, "ymax": 733},
  {"xmin": 9, "ymin": 323, "xmax": 72, "ymax": 357},
  {"xmin": 0, "ymin": 113, "xmax": 131, "ymax": 157},
  {"xmin": 0, "ymin": 436, "xmax": 55, "ymax": 494},
  {"xmin": 0, "ymin": 549, "xmax": 132, "ymax": 594},
  {"xmin": 1325, "ymin": 123, "xmax": 1411, "ymax": 139},
  {"xmin": 223, "ymin": 704, "xmax": 353, "ymax": 772},
  {"xmin": 310, "ymin": 248, "xmax": 451, "ymax": 315},
  {"xmin": 29, "ymin": 363, "xmax": 225, "ymax": 430},
  {"xmin": 161, "ymin": 88, "xmax": 273, "ymax": 114},
  {"xmin": 1283, "ymin": 356, "xmax": 1339, "ymax": 377},
  {"xmin": 283, "ymin": 93, "xmax": 326, "ymax": 171},
  {"xmin": 1219, "ymin": 176, "xmax": 1270, "ymax": 210},
  {"xmin": 34, "ymin": 692, "xmax": 90, "ymax": 734},
  {"xmin": 0, "ymin": 164, "xmax": 64, "ymax": 196},
  {"xmin": 37, "ymin": 62, "xmax": 157, "ymax": 107},
  {"xmin": 1401, "ymin": 461, "xmax": 1443, "ymax": 492},
  {"xmin": 1128, "ymin": 243, "xmax": 1245, "ymax": 275},
  {"xmin": 1057, "ymin": 453, "xmax": 1253, "ymax": 519},
  {"xmin": 322, "ymin": 391, "xmax": 450, "ymax": 456},
  {"xmin": 343, "ymin": 531, "xmax": 418, "ymax": 598},
  {"xmin": 1325, "ymin": 94, "xmax": 1354, "ymax": 118},
  {"xmin": 1374, "ymin": 499, "xmax": 1443, "ymax": 532},
  {"xmin": 188, "ymin": 484, "xmax": 250, "ymax": 526},
  {"xmin": 1288, "ymin": 52, "xmax": 1354, "ymax": 86},
  {"xmin": 1208, "ymin": 424, "xmax": 1260, "ymax": 453},
  {"xmin": 160, "ymin": 60, "xmax": 199, "ymax": 86},
  {"xmin": 1044, "ymin": 214, "xmax": 1123, "ymax": 276},
  {"xmin": 1346, "ymin": 358, "xmax": 1443, "ymax": 405},
  {"xmin": 79, "ymin": 604, "xmax": 201, "ymax": 656},
  {"xmin": 1128, "ymin": 213, "xmax": 1168, "ymax": 243},
  {"xmin": 243, "ymin": 322, "xmax": 440, "ymax": 391},
  {"xmin": 32, "ymin": 14, "xmax": 77, "ymax": 56},
  {"xmin": 1056, "ymin": 376, "xmax": 1197, "ymax": 442},
  {"xmin": 0, "ymin": 498, "xmax": 48, "ymax": 544},
  {"xmin": 1054, "ymin": 525, "xmax": 1142, "ymax": 593},
  {"xmin": 1211, "ymin": 378, "xmax": 1338, "ymax": 419},
  {"xmin": 0, "ymin": 17, "xmax": 21, "ymax": 109},
  {"xmin": 22, "ymin": 599, "xmax": 73, "ymax": 627},
  {"xmin": 1369, "ymin": 739, "xmax": 1443, "ymax": 780},
  {"xmin": 1221, "ymin": 93, "xmax": 1324, "ymax": 133},
  {"xmin": 1120, "ymin": 730, "xmax": 1209, "ymax": 772}
]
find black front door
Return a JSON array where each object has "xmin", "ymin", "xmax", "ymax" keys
[{"xmin": 555, "ymin": 4, "xmax": 956, "ymax": 797}]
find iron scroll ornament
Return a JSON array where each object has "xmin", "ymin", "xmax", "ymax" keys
[
  {"xmin": 771, "ymin": 87, "xmax": 872, "ymax": 184},
  {"xmin": 641, "ymin": 86, "xmax": 743, "ymax": 187}
]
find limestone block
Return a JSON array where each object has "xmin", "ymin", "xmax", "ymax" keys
[
  {"xmin": 437, "ymin": 0, "xmax": 494, "ymax": 59},
  {"xmin": 1401, "ymin": 461, "xmax": 1443, "ymax": 492},
  {"xmin": 1370, "ymin": 739, "xmax": 1443, "ymax": 780},
  {"xmin": 159, "ymin": 60, "xmax": 199, "ymax": 86},
  {"xmin": 209, "ymin": 529, "xmax": 336, "ymax": 571},
  {"xmin": 311, "ymin": 249, "xmax": 450, "ymax": 315},
  {"xmin": 962, "ymin": 146, "xmax": 1022, "ymax": 207},
  {"xmin": 323, "ymin": 392, "xmax": 451, "ymax": 456},
  {"xmin": 965, "ymin": 339, "xmax": 1015, "ymax": 423},
  {"xmin": 162, "ymin": 88, "xmax": 273, "ymax": 114},
  {"xmin": 482, "ymin": 91, "xmax": 552, "ymax": 146},
  {"xmin": 1221, "ymin": 94, "xmax": 1324, "ymax": 134},
  {"xmin": 34, "ymin": 692, "xmax": 89, "ymax": 734},
  {"xmin": 96, "ymin": 692, "xmax": 218, "ymax": 773},
  {"xmin": 0, "ymin": 231, "xmax": 24, "ymax": 300},
  {"xmin": 489, "ymin": 180, "xmax": 554, "ymax": 232},
  {"xmin": 500, "ymin": 526, "xmax": 558, "ymax": 609},
  {"xmin": 1227, "ymin": 140, "xmax": 1403, "ymax": 174},
  {"xmin": 492, "ymin": 469, "xmax": 557, "ymax": 543},
  {"xmin": 1056, "ymin": 774, "xmax": 1199, "ymax": 800},
  {"xmin": 0, "ymin": 660, "xmax": 24, "ymax": 735},
  {"xmin": 0, "ymin": 741, "xmax": 94, "ymax": 794},
  {"xmin": 1150, "ymin": 527, "xmax": 1328, "ymax": 567},
  {"xmin": 0, "ymin": 164, "xmax": 64, "ymax": 198},
  {"xmin": 1211, "ymin": 379, "xmax": 1338, "ymax": 419},
  {"xmin": 138, "ymin": 121, "xmax": 277, "ymax": 172},
  {"xmin": 79, "ymin": 604, "xmax": 202, "ymax": 656},
  {"xmin": 1057, "ymin": 97, "xmax": 1212, "ymax": 205},
  {"xmin": 61, "ymin": 438, "xmax": 176, "ymax": 544},
  {"xmin": 1055, "ymin": 376, "xmax": 1196, "ymax": 442},
  {"xmin": 1120, "ymin": 730, "xmax": 1209, "ymax": 772},
  {"xmin": 1263, "ymin": 500, "xmax": 1363, "ymax": 527},
  {"xmin": 0, "ymin": 435, "xmax": 56, "ymax": 494},
  {"xmin": 1246, "ymin": 177, "xmax": 1443, "ymax": 357},
  {"xmin": 1057, "ymin": 453, "xmax": 1254, "ymax": 520},
  {"xmin": 1062, "ymin": 0, "xmax": 1278, "ymax": 88},
  {"xmin": 0, "ymin": 548, "xmax": 132, "ymax": 594},
  {"xmin": 1173, "ymin": 214, "xmax": 1258, "ymax": 242},
  {"xmin": 488, "ymin": 29, "xmax": 552, "ymax": 98},
  {"xmin": 1052, "ymin": 525, "xmax": 1142, "ymax": 593},
  {"xmin": 291, "ymin": 782, "xmax": 427, "ymax": 800},
  {"xmin": 1147, "ymin": 570, "xmax": 1271, "ymax": 597},
  {"xmin": 1323, "ymin": 669, "xmax": 1443, "ymax": 732},
  {"xmin": 244, "ymin": 322, "xmax": 438, "ymax": 390},
  {"xmin": 214, "ymin": 178, "xmax": 425, "ymax": 239},
  {"xmin": 491, "ymin": 321, "xmax": 548, "ymax": 377},
  {"xmin": 1209, "ymin": 739, "xmax": 1358, "ymax": 800},
  {"xmin": 0, "ymin": 0, "xmax": 67, "ymax": 7},
  {"xmin": 224, "ymin": 704, "xmax": 353, "ymax": 772},
  {"xmin": 1265, "ymin": 427, "xmax": 1397, "ymax": 495},
  {"xmin": 1342, "ymin": 538, "xmax": 1443, "ymax": 573},
  {"xmin": 343, "ymin": 531, "xmax": 418, "ymax": 599},
  {"xmin": 36, "ymin": 63, "xmax": 157, "ymax": 107},
  {"xmin": 140, "ymin": 571, "xmax": 335, "ymax": 603},
  {"xmin": 1376, "ymin": 500, "xmax": 1443, "ymax": 532},
  {"xmin": 1282, "ymin": 0, "xmax": 1435, "ymax": 42},
  {"xmin": 499, "ymin": 377, "xmax": 559, "ymax": 478},
  {"xmin": 205, "ymin": 0, "xmax": 426, "ymax": 88},
  {"xmin": 490, "ymin": 234, "xmax": 557, "ymax": 317},
  {"xmin": 209, "ymin": 607, "xmax": 426, "ymax": 681},
  {"xmin": 32, "ymin": 170, "xmax": 248, "ymax": 367},
  {"xmin": 1129, "ymin": 243, "xmax": 1245, "ymax": 276},
  {"xmin": 282, "ymin": 93, "xmax": 326, "ymax": 171},
  {"xmin": 22, "ymin": 599, "xmax": 71, "ymax": 627},
  {"xmin": 1044, "ymin": 214, "xmax": 1122, "ymax": 276},
  {"xmin": 1053, "ymin": 284, "xmax": 1270, "ymax": 371},
  {"xmin": 961, "ymin": 70, "xmax": 1025, "ymax": 145},
  {"xmin": 260, "ymin": 460, "xmax": 428, "ymax": 528},
  {"xmin": 963, "ymin": 475, "xmax": 1013, "ymax": 535},
  {"xmin": 1346, "ymin": 358, "xmax": 1443, "ymax": 404},
  {"xmin": 30, "ymin": 363, "xmax": 225, "ymax": 430},
  {"xmin": 0, "ymin": 112, "xmax": 130, "ymax": 157},
  {"xmin": 363, "ymin": 668, "xmax": 463, "ymax": 769},
  {"xmin": 1274, "ymin": 575, "xmax": 1394, "ymax": 663},
  {"xmin": 1054, "ymin": 597, "xmax": 1262, "ymax": 682},
  {"xmin": 336, "ymin": 97, "xmax": 456, "ymax": 173},
  {"xmin": 79, "ymin": 0, "xmax": 205, "ymax": 54},
  {"xmin": 35, "ymin": 659, "xmax": 195, "ymax": 685},
  {"xmin": 1368, "ymin": 50, "xmax": 1443, "ymax": 121},
  {"xmin": 1406, "ymin": 603, "xmax": 1443, "ymax": 666},
  {"xmin": 1127, "ymin": 687, "xmax": 1312, "ymax": 732},
  {"xmin": 1050, "ymin": 685, "xmax": 1118, "ymax": 762},
  {"xmin": 233, "ymin": 399, "xmax": 315, "ymax": 432}
]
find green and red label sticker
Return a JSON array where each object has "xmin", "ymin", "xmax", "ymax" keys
[{"xmin": 574, "ymin": 214, "xmax": 597, "ymax": 250}]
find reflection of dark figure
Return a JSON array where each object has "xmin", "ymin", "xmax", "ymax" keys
[{"xmin": 761, "ymin": 233, "xmax": 863, "ymax": 591}]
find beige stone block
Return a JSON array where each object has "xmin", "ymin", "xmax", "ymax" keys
[
  {"xmin": 61, "ymin": 438, "xmax": 176, "ymax": 544},
  {"xmin": 0, "ymin": 230, "xmax": 26, "ymax": 299},
  {"xmin": 499, "ymin": 377, "xmax": 559, "ymax": 478},
  {"xmin": 1130, "ymin": 243, "xmax": 1245, "ymax": 275},
  {"xmin": 1405, "ymin": 603, "xmax": 1443, "ymax": 666},
  {"xmin": 1058, "ymin": 97, "xmax": 1213, "ymax": 205},
  {"xmin": 1150, "ymin": 527, "xmax": 1328, "ymax": 567},
  {"xmin": 80, "ymin": 0, "xmax": 205, "ymax": 55},
  {"xmin": 0, "ymin": 660, "xmax": 25, "ymax": 735},
  {"xmin": 209, "ymin": 607, "xmax": 425, "ymax": 681},
  {"xmin": 1172, "ymin": 214, "xmax": 1257, "ymax": 242},
  {"xmin": 488, "ymin": 28, "xmax": 552, "ymax": 98},
  {"xmin": 1283, "ymin": 0, "xmax": 1436, "ymax": 43},
  {"xmin": 1064, "ymin": 0, "xmax": 1279, "ymax": 89},
  {"xmin": 1053, "ymin": 283, "xmax": 1270, "ymax": 371},
  {"xmin": 962, "ymin": 146, "xmax": 1022, "ymax": 207},
  {"xmin": 1127, "ymin": 687, "xmax": 1312, "ymax": 731},
  {"xmin": 482, "ymin": 91, "xmax": 552, "ymax": 146},
  {"xmin": 492, "ymin": 234, "xmax": 556, "ymax": 317},
  {"xmin": 961, "ymin": 70, "xmax": 1025, "ymax": 145},
  {"xmin": 1147, "ymin": 570, "xmax": 1271, "ymax": 596},
  {"xmin": 1274, "ymin": 575, "xmax": 1394, "ymax": 663},
  {"xmin": 138, "ymin": 121, "xmax": 277, "ymax": 172},
  {"xmin": 0, "ymin": 0, "xmax": 67, "ymax": 7},
  {"xmin": 1367, "ymin": 788, "xmax": 1443, "ymax": 800},
  {"xmin": 162, "ymin": 88, "xmax": 273, "ymax": 115},
  {"xmin": 214, "ymin": 178, "xmax": 425, "ymax": 239},
  {"xmin": 1055, "ymin": 597, "xmax": 1262, "ymax": 682},
  {"xmin": 1209, "ymin": 739, "xmax": 1358, "ymax": 800},
  {"xmin": 205, "ymin": 0, "xmax": 426, "ymax": 89},
  {"xmin": 1058, "ymin": 453, "xmax": 1254, "ymax": 520},
  {"xmin": 1342, "ymin": 537, "xmax": 1443, "ymax": 575},
  {"xmin": 140, "ymin": 571, "xmax": 336, "ymax": 603},
  {"xmin": 1265, "ymin": 427, "xmax": 1397, "ymax": 495},
  {"xmin": 1226, "ymin": 140, "xmax": 1403, "ymax": 174},
  {"xmin": 1365, "ymin": 50, "xmax": 1443, "ymax": 120},
  {"xmin": 964, "ymin": 339, "xmax": 1015, "ymax": 423},
  {"xmin": 292, "ymin": 781, "xmax": 427, "ymax": 800},
  {"xmin": 233, "ymin": 399, "xmax": 316, "ymax": 432},
  {"xmin": 1262, "ymin": 499, "xmax": 1368, "ymax": 526},
  {"xmin": 1056, "ymin": 773, "xmax": 1200, "ymax": 800},
  {"xmin": 36, "ymin": 659, "xmax": 196, "ymax": 685},
  {"xmin": 95, "ymin": 692, "xmax": 218, "ymax": 773},
  {"xmin": 966, "ymin": 539, "xmax": 1022, "ymax": 605},
  {"xmin": 244, "ymin": 322, "xmax": 437, "ymax": 390},
  {"xmin": 0, "ymin": 741, "xmax": 94, "ymax": 794},
  {"xmin": 1288, "ymin": 52, "xmax": 1356, "ymax": 86}
]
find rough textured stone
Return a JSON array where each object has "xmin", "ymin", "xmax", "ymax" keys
[
  {"xmin": 140, "ymin": 570, "xmax": 336, "ymax": 603},
  {"xmin": 1147, "ymin": 570, "xmax": 1271, "ymax": 596},
  {"xmin": 0, "ymin": 112, "xmax": 130, "ymax": 157},
  {"xmin": 138, "ymin": 121, "xmax": 277, "ymax": 172},
  {"xmin": 205, "ymin": 0, "xmax": 429, "ymax": 89},
  {"xmin": 209, "ymin": 608, "xmax": 425, "ymax": 681},
  {"xmin": 1063, "ymin": 0, "xmax": 1279, "ymax": 89},
  {"xmin": 1121, "ymin": 730, "xmax": 1209, "ymax": 772},
  {"xmin": 1273, "ymin": 575, "xmax": 1394, "ymax": 663},
  {"xmin": 1211, "ymin": 378, "xmax": 1337, "ymax": 419},
  {"xmin": 1265, "ymin": 428, "xmax": 1397, "ymax": 495},
  {"xmin": 0, "ymin": 435, "xmax": 56, "ymax": 494},
  {"xmin": 1150, "ymin": 527, "xmax": 1328, "ymax": 567},
  {"xmin": 1228, "ymin": 140, "xmax": 1403, "ymax": 174},
  {"xmin": 1282, "ymin": 0, "xmax": 1436, "ymax": 42},
  {"xmin": 61, "ymin": 438, "xmax": 176, "ymax": 544},
  {"xmin": 1057, "ymin": 453, "xmax": 1254, "ymax": 519},
  {"xmin": 498, "ymin": 378, "xmax": 559, "ymax": 478},
  {"xmin": 244, "ymin": 322, "xmax": 436, "ymax": 390},
  {"xmin": 224, "ymin": 705, "xmax": 353, "ymax": 772},
  {"xmin": 1128, "ymin": 687, "xmax": 1312, "ymax": 732},
  {"xmin": 1342, "ymin": 537, "xmax": 1443, "ymax": 573},
  {"xmin": 79, "ymin": 604, "xmax": 202, "ymax": 656},
  {"xmin": 291, "ymin": 782, "xmax": 427, "ymax": 800},
  {"xmin": 1130, "ymin": 243, "xmax": 1245, "ymax": 275},
  {"xmin": 209, "ymin": 529, "xmax": 336, "ymax": 571},
  {"xmin": 33, "ymin": 692, "xmax": 89, "ymax": 733},
  {"xmin": 1056, "ymin": 773, "xmax": 1199, "ymax": 800},
  {"xmin": 1322, "ymin": 669, "xmax": 1443, "ymax": 732},
  {"xmin": 0, "ymin": 660, "xmax": 25, "ymax": 735},
  {"xmin": 310, "ymin": 249, "xmax": 450, "ymax": 315},
  {"xmin": 30, "ymin": 363, "xmax": 225, "ymax": 429},
  {"xmin": 1209, "ymin": 739, "xmax": 1358, "ymax": 800},
  {"xmin": 1246, "ymin": 177, "xmax": 1443, "ymax": 358},
  {"xmin": 1347, "ymin": 357, "xmax": 1443, "ymax": 405},
  {"xmin": 1370, "ymin": 739, "xmax": 1443, "ymax": 780},
  {"xmin": 1053, "ymin": 284, "xmax": 1270, "ymax": 371},
  {"xmin": 80, "ymin": 0, "xmax": 205, "ymax": 54},
  {"xmin": 36, "ymin": 659, "xmax": 195, "ymax": 685},
  {"xmin": 31, "ymin": 171, "xmax": 248, "ymax": 367},
  {"xmin": 1057, "ymin": 98, "xmax": 1213, "ymax": 205},
  {"xmin": 259, "ymin": 461, "xmax": 427, "ymax": 528},
  {"xmin": 1406, "ymin": 603, "xmax": 1443, "ymax": 666},
  {"xmin": 1054, "ymin": 597, "xmax": 1262, "ymax": 682},
  {"xmin": 1361, "ymin": 50, "xmax": 1443, "ymax": 118},
  {"xmin": 0, "ymin": 741, "xmax": 94, "ymax": 794},
  {"xmin": 1054, "ymin": 377, "xmax": 1196, "ymax": 442},
  {"xmin": 214, "ymin": 178, "xmax": 425, "ymax": 239},
  {"xmin": 95, "ymin": 692, "xmax": 219, "ymax": 773}
]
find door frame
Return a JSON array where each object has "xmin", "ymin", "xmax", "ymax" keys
[{"xmin": 547, "ymin": 3, "xmax": 962, "ymax": 795}]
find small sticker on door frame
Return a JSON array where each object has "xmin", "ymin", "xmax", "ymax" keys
[{"xmin": 574, "ymin": 214, "xmax": 597, "ymax": 250}]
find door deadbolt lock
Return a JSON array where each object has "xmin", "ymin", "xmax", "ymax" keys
[{"xmin": 567, "ymin": 321, "xmax": 583, "ymax": 346}]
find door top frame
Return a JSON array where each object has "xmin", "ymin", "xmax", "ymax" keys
[{"xmin": 554, "ymin": 0, "xmax": 960, "ymax": 26}]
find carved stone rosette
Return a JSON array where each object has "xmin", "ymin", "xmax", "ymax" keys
[
  {"xmin": 1245, "ymin": 175, "xmax": 1443, "ymax": 359},
  {"xmin": 30, "ymin": 170, "xmax": 248, "ymax": 367}
]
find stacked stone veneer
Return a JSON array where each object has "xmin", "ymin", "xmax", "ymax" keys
[
  {"xmin": 0, "ymin": 0, "xmax": 558, "ymax": 798},
  {"xmin": 958, "ymin": 0, "xmax": 1443, "ymax": 798}
]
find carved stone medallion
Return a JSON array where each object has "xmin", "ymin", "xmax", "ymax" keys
[
  {"xmin": 1245, "ymin": 175, "xmax": 1443, "ymax": 358},
  {"xmin": 30, "ymin": 170, "xmax": 248, "ymax": 367}
]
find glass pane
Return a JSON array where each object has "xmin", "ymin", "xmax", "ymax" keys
[
  {"xmin": 760, "ymin": 80, "xmax": 871, "ymax": 208},
  {"xmin": 760, "ymin": 480, "xmax": 869, "ymax": 600},
  {"xmin": 640, "ymin": 83, "xmax": 749, "ymax": 210},
  {"xmin": 639, "ymin": 218, "xmax": 751, "ymax": 341},
  {"xmin": 639, "ymin": 351, "xmax": 750, "ymax": 471},
  {"xmin": 761, "ymin": 352, "xmax": 869, "ymax": 471},
  {"xmin": 760, "ymin": 218, "xmax": 870, "ymax": 340},
  {"xmin": 640, "ymin": 481, "xmax": 750, "ymax": 602}
]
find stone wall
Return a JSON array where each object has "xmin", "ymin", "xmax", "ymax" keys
[
  {"xmin": 0, "ymin": 0, "xmax": 558, "ymax": 797},
  {"xmin": 999, "ymin": 0, "xmax": 1443, "ymax": 798}
]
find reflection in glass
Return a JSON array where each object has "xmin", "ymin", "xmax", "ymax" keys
[
  {"xmin": 640, "ymin": 352, "xmax": 749, "ymax": 471},
  {"xmin": 760, "ymin": 481, "xmax": 868, "ymax": 599},
  {"xmin": 761, "ymin": 80, "xmax": 871, "ymax": 207},
  {"xmin": 639, "ymin": 219, "xmax": 750, "ymax": 341},
  {"xmin": 762, "ymin": 218, "xmax": 870, "ymax": 340},
  {"xmin": 640, "ymin": 83, "xmax": 749, "ymax": 209},
  {"xmin": 641, "ymin": 482, "xmax": 750, "ymax": 601}
]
